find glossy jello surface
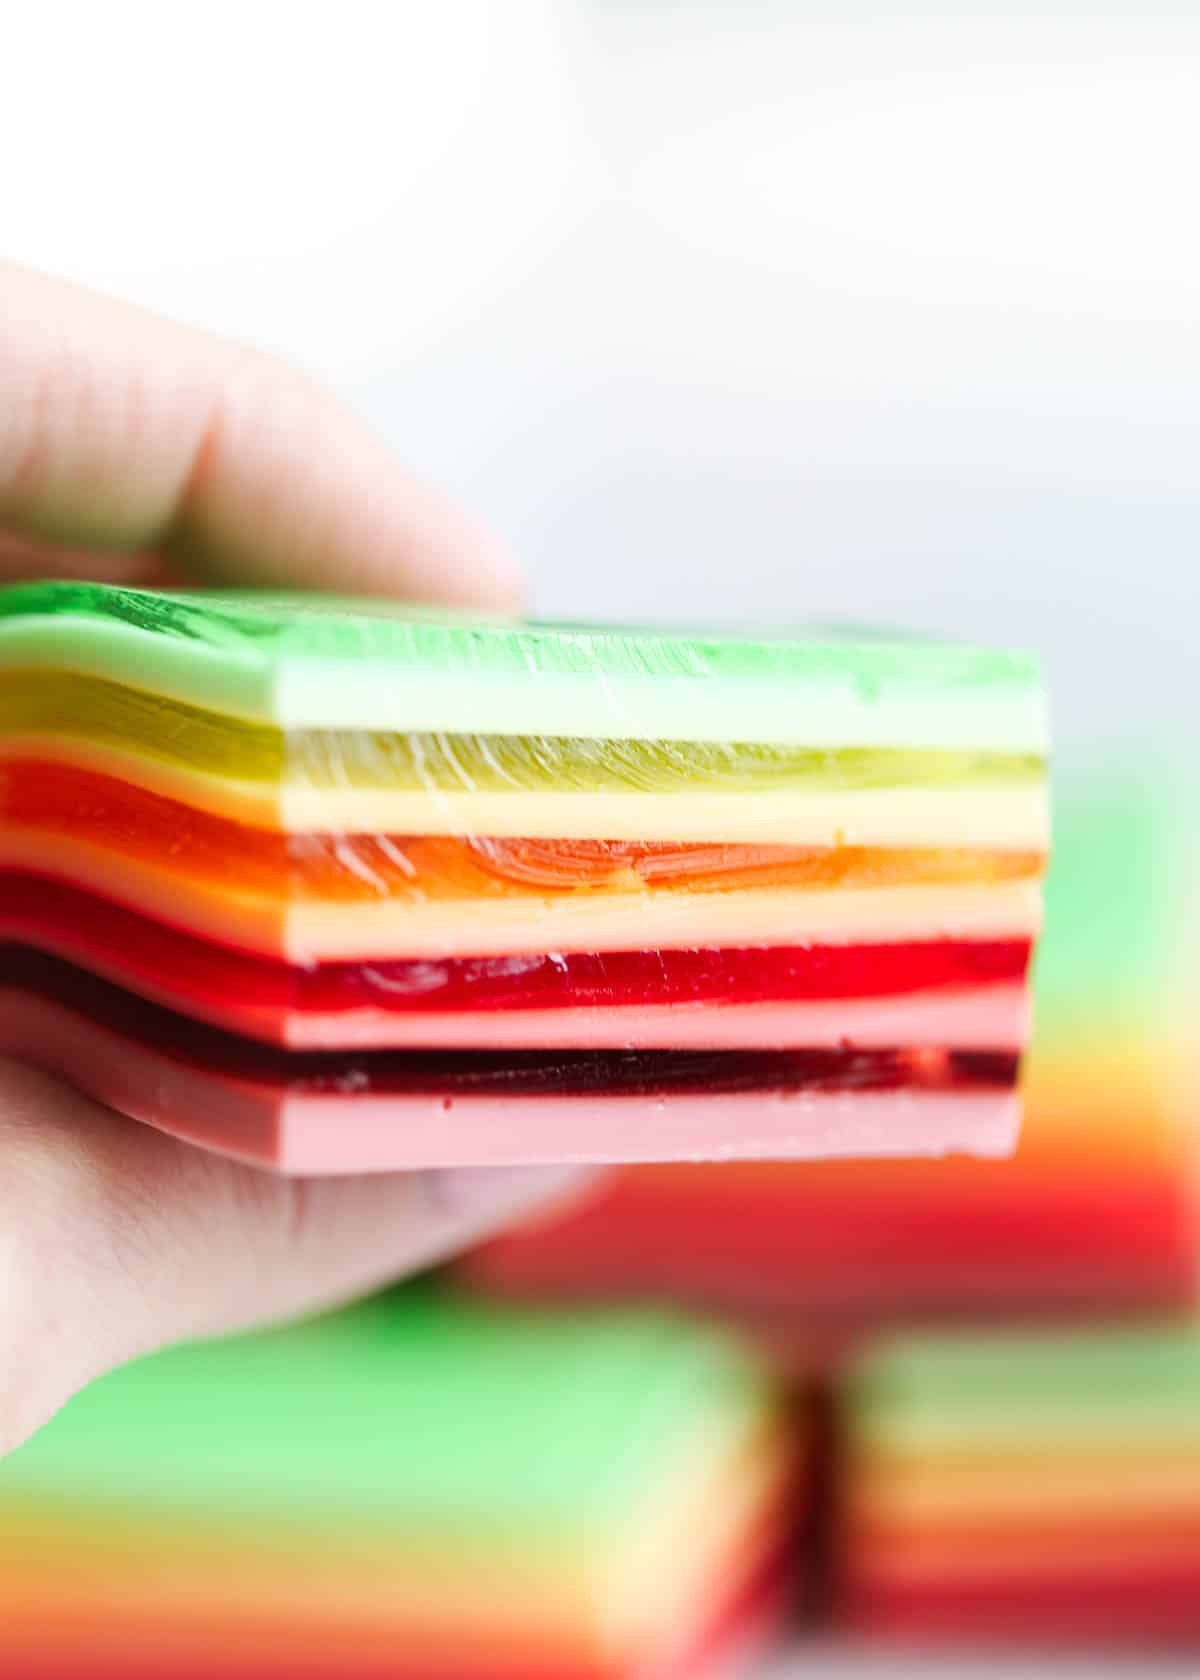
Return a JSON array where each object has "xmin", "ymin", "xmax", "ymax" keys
[
  {"xmin": 0, "ymin": 869, "xmax": 1031, "ymax": 1011},
  {"xmin": 0, "ymin": 675, "xmax": 1048, "ymax": 847},
  {"xmin": 0, "ymin": 582, "xmax": 1048, "ymax": 1169},
  {"xmin": 0, "ymin": 672, "xmax": 1042, "ymax": 789},
  {"xmin": 0, "ymin": 761, "xmax": 1043, "ymax": 901}
]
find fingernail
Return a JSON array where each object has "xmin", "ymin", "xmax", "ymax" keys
[{"xmin": 426, "ymin": 1162, "xmax": 601, "ymax": 1224}]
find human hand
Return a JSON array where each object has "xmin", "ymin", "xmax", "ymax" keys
[{"xmin": 0, "ymin": 264, "xmax": 589, "ymax": 1453}]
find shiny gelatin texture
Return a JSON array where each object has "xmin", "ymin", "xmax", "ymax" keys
[
  {"xmin": 0, "ymin": 761, "xmax": 1045, "ymax": 902},
  {"xmin": 0, "ymin": 669, "xmax": 1043, "ymax": 789},
  {"xmin": 0, "ymin": 869, "xmax": 1031, "ymax": 1032}
]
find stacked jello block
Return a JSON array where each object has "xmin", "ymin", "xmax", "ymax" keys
[
  {"xmin": 0, "ymin": 1288, "xmax": 801, "ymax": 1679},
  {"xmin": 0, "ymin": 582, "xmax": 1047, "ymax": 1172},
  {"xmin": 468, "ymin": 752, "xmax": 1197, "ymax": 1324},
  {"xmin": 841, "ymin": 1322, "xmax": 1200, "ymax": 1640}
]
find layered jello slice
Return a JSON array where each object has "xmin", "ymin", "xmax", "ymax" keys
[
  {"xmin": 0, "ymin": 1287, "xmax": 801, "ymax": 1679},
  {"xmin": 841, "ymin": 1321, "xmax": 1200, "ymax": 1641},
  {"xmin": 0, "ymin": 582, "xmax": 1048, "ymax": 1170}
]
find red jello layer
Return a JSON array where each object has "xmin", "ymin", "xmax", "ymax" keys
[
  {"xmin": 0, "ymin": 1546, "xmax": 787, "ymax": 1680},
  {"xmin": 0, "ymin": 872, "xmax": 1032, "ymax": 1043},
  {"xmin": 0, "ymin": 946, "xmax": 1016, "ymax": 1099},
  {"xmin": 846, "ymin": 1569, "xmax": 1200, "ymax": 1640}
]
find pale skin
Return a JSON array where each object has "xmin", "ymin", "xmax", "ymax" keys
[{"xmin": 0, "ymin": 263, "xmax": 592, "ymax": 1453}]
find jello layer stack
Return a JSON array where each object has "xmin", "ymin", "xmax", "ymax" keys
[
  {"xmin": 469, "ymin": 751, "xmax": 1196, "ymax": 1323},
  {"xmin": 0, "ymin": 581, "xmax": 1048, "ymax": 1172},
  {"xmin": 841, "ymin": 1321, "xmax": 1200, "ymax": 1640},
  {"xmin": 0, "ymin": 1287, "xmax": 799, "ymax": 1680}
]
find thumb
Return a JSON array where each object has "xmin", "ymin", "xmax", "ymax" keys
[{"xmin": 0, "ymin": 1061, "xmax": 593, "ymax": 1455}]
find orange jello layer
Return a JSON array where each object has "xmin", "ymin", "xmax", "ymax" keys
[{"xmin": 0, "ymin": 761, "xmax": 1044, "ymax": 905}]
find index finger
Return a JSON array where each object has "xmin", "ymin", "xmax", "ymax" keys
[{"xmin": 0, "ymin": 263, "xmax": 521, "ymax": 608}]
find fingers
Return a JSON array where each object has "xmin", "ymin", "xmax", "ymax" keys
[
  {"xmin": 0, "ymin": 533, "xmax": 179, "ymax": 586},
  {"xmin": 0, "ymin": 264, "xmax": 542, "ymax": 1454},
  {"xmin": 0, "ymin": 263, "xmax": 520, "ymax": 608},
  {"xmin": 0, "ymin": 1061, "xmax": 594, "ymax": 1455}
]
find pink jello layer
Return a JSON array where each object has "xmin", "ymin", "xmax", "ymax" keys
[{"xmin": 262, "ymin": 987, "xmax": 1027, "ymax": 1052}]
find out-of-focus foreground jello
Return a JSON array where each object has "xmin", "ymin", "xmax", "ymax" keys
[
  {"xmin": 0, "ymin": 582, "xmax": 1048, "ymax": 1171},
  {"xmin": 840, "ymin": 1321, "xmax": 1200, "ymax": 1640},
  {"xmin": 467, "ymin": 754, "xmax": 1198, "ymax": 1323},
  {"xmin": 0, "ymin": 1288, "xmax": 800, "ymax": 1680}
]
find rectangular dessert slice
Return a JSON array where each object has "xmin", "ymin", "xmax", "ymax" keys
[
  {"xmin": 0, "ymin": 1288, "xmax": 800, "ymax": 1680},
  {"xmin": 0, "ymin": 582, "xmax": 1047, "ymax": 1169},
  {"xmin": 840, "ymin": 1322, "xmax": 1200, "ymax": 1641}
]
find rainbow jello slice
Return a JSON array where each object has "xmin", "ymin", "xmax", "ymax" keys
[
  {"xmin": 0, "ymin": 583, "xmax": 1048, "ymax": 1171},
  {"xmin": 842, "ymin": 1322, "xmax": 1200, "ymax": 1640},
  {"xmin": 0, "ymin": 1288, "xmax": 800, "ymax": 1679}
]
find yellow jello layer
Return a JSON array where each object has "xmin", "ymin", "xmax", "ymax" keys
[{"xmin": 0, "ymin": 670, "xmax": 1048, "ymax": 844}]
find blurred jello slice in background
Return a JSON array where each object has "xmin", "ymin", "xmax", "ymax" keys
[
  {"xmin": 0, "ymin": 1286, "xmax": 803, "ymax": 1680},
  {"xmin": 839, "ymin": 1320, "xmax": 1200, "ymax": 1642}
]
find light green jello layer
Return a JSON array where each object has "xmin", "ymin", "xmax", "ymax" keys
[
  {"xmin": 850, "ymin": 1321, "xmax": 1200, "ymax": 1451},
  {"xmin": 1031, "ymin": 748, "xmax": 1196, "ymax": 1032},
  {"xmin": 0, "ymin": 581, "xmax": 1048, "ymax": 747},
  {"xmin": 0, "ymin": 1285, "xmax": 772, "ymax": 1533}
]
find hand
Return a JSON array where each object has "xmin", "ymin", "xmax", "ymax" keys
[{"xmin": 0, "ymin": 264, "xmax": 588, "ymax": 1453}]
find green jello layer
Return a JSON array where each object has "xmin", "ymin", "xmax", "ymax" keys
[
  {"xmin": 0, "ymin": 581, "xmax": 1047, "ymax": 746},
  {"xmin": 851, "ymin": 1321, "xmax": 1200, "ymax": 1449},
  {"xmin": 1, "ymin": 1286, "xmax": 773, "ymax": 1533}
]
